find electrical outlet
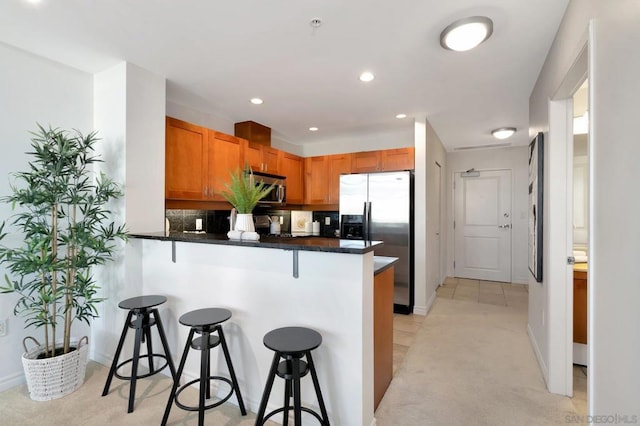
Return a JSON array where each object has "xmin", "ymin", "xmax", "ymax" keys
[
  {"xmin": 0, "ymin": 319, "xmax": 7, "ymax": 337},
  {"xmin": 195, "ymin": 218, "xmax": 203, "ymax": 231}
]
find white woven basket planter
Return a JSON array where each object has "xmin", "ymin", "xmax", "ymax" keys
[{"xmin": 21, "ymin": 336, "xmax": 89, "ymax": 401}]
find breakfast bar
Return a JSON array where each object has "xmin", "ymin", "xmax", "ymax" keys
[{"xmin": 118, "ymin": 232, "xmax": 384, "ymax": 425}]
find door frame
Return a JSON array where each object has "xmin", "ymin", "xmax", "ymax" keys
[
  {"xmin": 546, "ymin": 38, "xmax": 589, "ymax": 397},
  {"xmin": 452, "ymin": 167, "xmax": 513, "ymax": 282}
]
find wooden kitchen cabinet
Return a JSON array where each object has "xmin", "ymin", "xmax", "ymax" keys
[
  {"xmin": 303, "ymin": 154, "xmax": 350, "ymax": 205},
  {"xmin": 352, "ymin": 148, "xmax": 415, "ymax": 173},
  {"xmin": 352, "ymin": 150, "xmax": 381, "ymax": 173},
  {"xmin": 328, "ymin": 153, "xmax": 351, "ymax": 203},
  {"xmin": 381, "ymin": 147, "xmax": 414, "ymax": 171},
  {"xmin": 279, "ymin": 151, "xmax": 304, "ymax": 204},
  {"xmin": 573, "ymin": 265, "xmax": 588, "ymax": 344},
  {"xmin": 166, "ymin": 117, "xmax": 244, "ymax": 201},
  {"xmin": 207, "ymin": 130, "xmax": 243, "ymax": 200},
  {"xmin": 242, "ymin": 140, "xmax": 280, "ymax": 174},
  {"xmin": 374, "ymin": 265, "xmax": 394, "ymax": 410},
  {"xmin": 165, "ymin": 117, "xmax": 208, "ymax": 200},
  {"xmin": 304, "ymin": 156, "xmax": 329, "ymax": 204}
]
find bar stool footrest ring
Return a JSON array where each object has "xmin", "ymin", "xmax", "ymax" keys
[
  {"xmin": 174, "ymin": 376, "xmax": 235, "ymax": 412},
  {"xmin": 261, "ymin": 406, "xmax": 325, "ymax": 425},
  {"xmin": 113, "ymin": 354, "xmax": 170, "ymax": 380}
]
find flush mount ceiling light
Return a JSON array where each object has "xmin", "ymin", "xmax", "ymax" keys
[
  {"xmin": 309, "ymin": 127, "xmax": 319, "ymax": 132},
  {"xmin": 359, "ymin": 71, "xmax": 375, "ymax": 82},
  {"xmin": 491, "ymin": 127, "xmax": 516, "ymax": 139},
  {"xmin": 250, "ymin": 98, "xmax": 263, "ymax": 105},
  {"xmin": 440, "ymin": 16, "xmax": 493, "ymax": 51},
  {"xmin": 396, "ymin": 114, "xmax": 407, "ymax": 119}
]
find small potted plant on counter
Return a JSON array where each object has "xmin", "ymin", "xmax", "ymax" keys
[
  {"xmin": 220, "ymin": 166, "xmax": 273, "ymax": 240},
  {"xmin": 0, "ymin": 124, "xmax": 127, "ymax": 401}
]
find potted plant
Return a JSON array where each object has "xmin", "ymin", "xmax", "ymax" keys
[
  {"xmin": 0, "ymin": 124, "xmax": 127, "ymax": 401},
  {"xmin": 220, "ymin": 167, "xmax": 274, "ymax": 233}
]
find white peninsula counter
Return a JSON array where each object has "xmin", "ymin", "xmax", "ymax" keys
[{"xmin": 97, "ymin": 232, "xmax": 383, "ymax": 425}]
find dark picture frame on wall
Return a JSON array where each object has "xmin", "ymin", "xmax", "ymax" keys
[{"xmin": 528, "ymin": 132, "xmax": 544, "ymax": 282}]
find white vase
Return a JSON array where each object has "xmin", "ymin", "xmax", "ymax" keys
[{"xmin": 234, "ymin": 213, "xmax": 255, "ymax": 232}]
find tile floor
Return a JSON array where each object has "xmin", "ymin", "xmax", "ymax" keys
[
  {"xmin": 391, "ymin": 277, "xmax": 587, "ymax": 417},
  {"xmin": 435, "ymin": 276, "xmax": 529, "ymax": 307}
]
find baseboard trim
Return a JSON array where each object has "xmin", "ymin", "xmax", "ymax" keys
[
  {"xmin": 413, "ymin": 289, "xmax": 437, "ymax": 316},
  {"xmin": 370, "ymin": 417, "xmax": 377, "ymax": 426},
  {"xmin": 0, "ymin": 371, "xmax": 25, "ymax": 393},
  {"xmin": 527, "ymin": 323, "xmax": 549, "ymax": 387}
]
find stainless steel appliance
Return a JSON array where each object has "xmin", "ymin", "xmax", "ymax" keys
[
  {"xmin": 247, "ymin": 171, "xmax": 286, "ymax": 205},
  {"xmin": 339, "ymin": 171, "xmax": 414, "ymax": 313}
]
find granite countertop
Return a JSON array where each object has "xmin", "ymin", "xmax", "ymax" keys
[
  {"xmin": 130, "ymin": 232, "xmax": 383, "ymax": 254},
  {"xmin": 374, "ymin": 256, "xmax": 399, "ymax": 275}
]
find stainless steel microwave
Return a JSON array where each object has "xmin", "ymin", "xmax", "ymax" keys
[{"xmin": 247, "ymin": 171, "xmax": 286, "ymax": 205}]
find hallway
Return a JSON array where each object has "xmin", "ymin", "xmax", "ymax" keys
[{"xmin": 376, "ymin": 280, "xmax": 584, "ymax": 425}]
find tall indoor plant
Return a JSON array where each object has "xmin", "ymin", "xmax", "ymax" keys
[
  {"xmin": 220, "ymin": 167, "xmax": 274, "ymax": 232},
  {"xmin": 0, "ymin": 124, "xmax": 127, "ymax": 400}
]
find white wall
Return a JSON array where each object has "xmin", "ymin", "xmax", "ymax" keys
[
  {"xmin": 0, "ymin": 42, "xmax": 93, "ymax": 390},
  {"xmin": 446, "ymin": 146, "xmax": 529, "ymax": 284},
  {"xmin": 301, "ymin": 125, "xmax": 415, "ymax": 157},
  {"xmin": 422, "ymin": 120, "xmax": 446, "ymax": 313},
  {"xmin": 529, "ymin": 0, "xmax": 640, "ymax": 415}
]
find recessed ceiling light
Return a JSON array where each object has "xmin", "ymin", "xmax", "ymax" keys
[
  {"xmin": 250, "ymin": 98, "xmax": 263, "ymax": 105},
  {"xmin": 359, "ymin": 72, "xmax": 375, "ymax": 82},
  {"xmin": 396, "ymin": 114, "xmax": 407, "ymax": 119},
  {"xmin": 440, "ymin": 16, "xmax": 493, "ymax": 52},
  {"xmin": 25, "ymin": 0, "xmax": 43, "ymax": 3},
  {"xmin": 309, "ymin": 127, "xmax": 319, "ymax": 132},
  {"xmin": 491, "ymin": 127, "xmax": 516, "ymax": 139}
]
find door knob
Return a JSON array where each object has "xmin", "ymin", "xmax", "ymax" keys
[{"xmin": 498, "ymin": 224, "xmax": 511, "ymax": 229}]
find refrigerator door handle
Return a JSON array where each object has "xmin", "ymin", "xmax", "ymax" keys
[
  {"xmin": 362, "ymin": 201, "xmax": 368, "ymax": 240},
  {"xmin": 366, "ymin": 201, "xmax": 372, "ymax": 241}
]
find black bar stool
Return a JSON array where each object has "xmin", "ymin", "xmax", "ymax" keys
[
  {"xmin": 102, "ymin": 295, "xmax": 176, "ymax": 413},
  {"xmin": 161, "ymin": 307, "xmax": 246, "ymax": 426},
  {"xmin": 255, "ymin": 326, "xmax": 330, "ymax": 425}
]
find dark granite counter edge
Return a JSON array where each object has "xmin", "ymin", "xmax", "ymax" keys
[
  {"xmin": 130, "ymin": 232, "xmax": 382, "ymax": 255},
  {"xmin": 374, "ymin": 256, "xmax": 399, "ymax": 275}
]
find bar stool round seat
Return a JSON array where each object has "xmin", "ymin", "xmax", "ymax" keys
[
  {"xmin": 102, "ymin": 295, "xmax": 176, "ymax": 414},
  {"xmin": 162, "ymin": 308, "xmax": 246, "ymax": 426},
  {"xmin": 256, "ymin": 327, "xmax": 330, "ymax": 425}
]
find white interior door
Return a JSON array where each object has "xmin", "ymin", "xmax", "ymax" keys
[{"xmin": 454, "ymin": 169, "xmax": 512, "ymax": 282}]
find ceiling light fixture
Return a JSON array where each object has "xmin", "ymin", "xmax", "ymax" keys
[
  {"xmin": 309, "ymin": 127, "xmax": 319, "ymax": 132},
  {"xmin": 396, "ymin": 114, "xmax": 407, "ymax": 119},
  {"xmin": 359, "ymin": 72, "xmax": 375, "ymax": 82},
  {"xmin": 440, "ymin": 16, "xmax": 493, "ymax": 51},
  {"xmin": 250, "ymin": 98, "xmax": 263, "ymax": 105},
  {"xmin": 491, "ymin": 127, "xmax": 516, "ymax": 139}
]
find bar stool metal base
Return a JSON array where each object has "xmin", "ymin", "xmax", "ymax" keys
[
  {"xmin": 162, "ymin": 308, "xmax": 246, "ymax": 426},
  {"xmin": 102, "ymin": 295, "xmax": 176, "ymax": 414},
  {"xmin": 255, "ymin": 327, "xmax": 330, "ymax": 426}
]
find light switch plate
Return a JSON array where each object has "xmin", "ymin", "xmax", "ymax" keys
[
  {"xmin": 325, "ymin": 217, "xmax": 331, "ymax": 225},
  {"xmin": 195, "ymin": 218, "xmax": 203, "ymax": 231}
]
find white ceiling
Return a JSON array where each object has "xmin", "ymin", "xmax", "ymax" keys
[{"xmin": 0, "ymin": 0, "xmax": 569, "ymax": 151}]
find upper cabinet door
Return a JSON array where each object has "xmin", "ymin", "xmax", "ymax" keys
[
  {"xmin": 328, "ymin": 153, "xmax": 352, "ymax": 203},
  {"xmin": 304, "ymin": 156, "xmax": 329, "ymax": 204},
  {"xmin": 280, "ymin": 151, "xmax": 304, "ymax": 204},
  {"xmin": 165, "ymin": 117, "xmax": 207, "ymax": 200},
  {"xmin": 208, "ymin": 131, "xmax": 243, "ymax": 201},
  {"xmin": 242, "ymin": 140, "xmax": 263, "ymax": 172},
  {"xmin": 262, "ymin": 147, "xmax": 280, "ymax": 174},
  {"xmin": 380, "ymin": 147, "xmax": 414, "ymax": 171},
  {"xmin": 351, "ymin": 151, "xmax": 381, "ymax": 173}
]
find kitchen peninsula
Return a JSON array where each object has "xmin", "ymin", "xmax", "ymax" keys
[{"xmin": 129, "ymin": 232, "xmax": 384, "ymax": 425}]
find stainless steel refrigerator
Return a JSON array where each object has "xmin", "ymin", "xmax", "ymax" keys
[{"xmin": 339, "ymin": 171, "xmax": 414, "ymax": 314}]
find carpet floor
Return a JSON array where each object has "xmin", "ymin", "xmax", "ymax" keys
[{"xmin": 375, "ymin": 297, "xmax": 578, "ymax": 425}]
